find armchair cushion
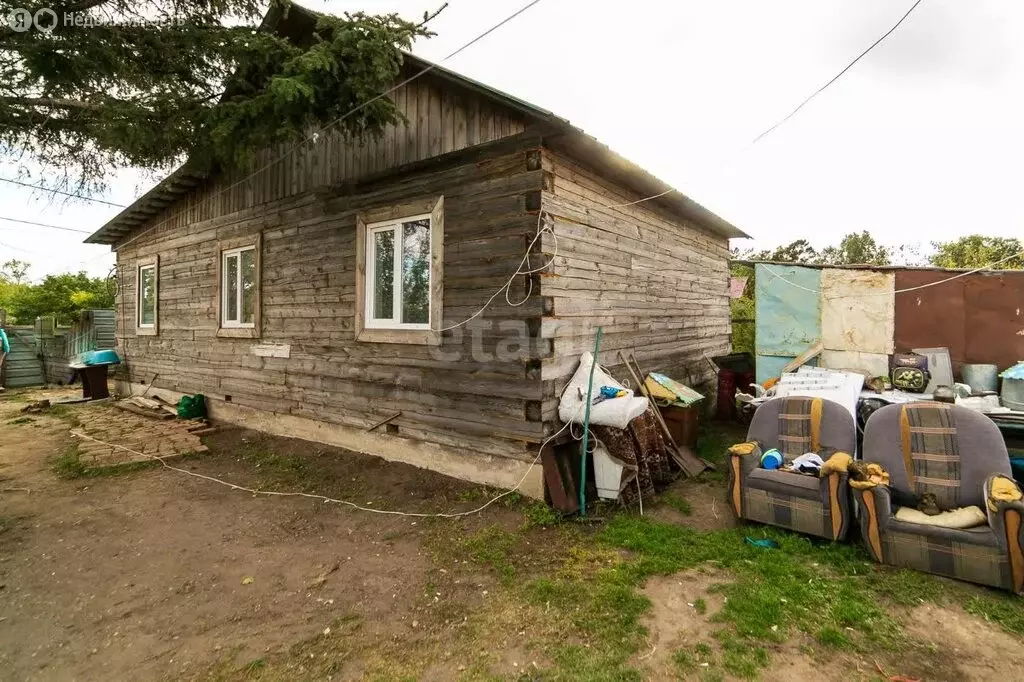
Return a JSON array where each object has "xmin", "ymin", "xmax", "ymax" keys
[{"xmin": 747, "ymin": 468, "xmax": 822, "ymax": 500}]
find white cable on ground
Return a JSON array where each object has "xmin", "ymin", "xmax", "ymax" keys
[
  {"xmin": 759, "ymin": 249, "xmax": 1024, "ymax": 298},
  {"xmin": 116, "ymin": 0, "xmax": 546, "ymax": 251},
  {"xmin": 70, "ymin": 415, "xmax": 573, "ymax": 519}
]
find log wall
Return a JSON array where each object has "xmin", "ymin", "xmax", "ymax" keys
[
  {"xmin": 114, "ymin": 137, "xmax": 546, "ymax": 464},
  {"xmin": 120, "ymin": 73, "xmax": 529, "ymax": 249},
  {"xmin": 539, "ymin": 149, "xmax": 731, "ymax": 416}
]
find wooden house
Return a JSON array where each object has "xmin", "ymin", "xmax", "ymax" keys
[{"xmin": 85, "ymin": 5, "xmax": 746, "ymax": 497}]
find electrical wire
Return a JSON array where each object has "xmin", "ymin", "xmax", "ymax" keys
[
  {"xmin": 436, "ymin": 210, "xmax": 555, "ymax": 332},
  {"xmin": 0, "ymin": 177, "xmax": 126, "ymax": 207},
  {"xmin": 0, "ymin": 215, "xmax": 92, "ymax": 234},
  {"xmin": 759, "ymin": 249, "xmax": 1024, "ymax": 297},
  {"xmin": 594, "ymin": 0, "xmax": 926, "ymax": 211},
  {"xmin": 115, "ymin": 0, "xmax": 547, "ymax": 252},
  {"xmin": 70, "ymin": 404, "xmax": 578, "ymax": 519},
  {"xmin": 750, "ymin": 0, "xmax": 925, "ymax": 145}
]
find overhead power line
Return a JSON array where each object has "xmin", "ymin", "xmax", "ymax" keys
[
  {"xmin": 750, "ymin": 0, "xmax": 925, "ymax": 145},
  {"xmin": 0, "ymin": 177, "xmax": 126, "ymax": 207},
  {"xmin": 118, "ymin": 0, "xmax": 546, "ymax": 250},
  {"xmin": 0, "ymin": 215, "xmax": 92, "ymax": 234},
  {"xmin": 596, "ymin": 0, "xmax": 925, "ymax": 211}
]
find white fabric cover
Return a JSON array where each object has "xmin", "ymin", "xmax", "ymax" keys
[
  {"xmin": 894, "ymin": 505, "xmax": 987, "ymax": 529},
  {"xmin": 558, "ymin": 352, "xmax": 649, "ymax": 429}
]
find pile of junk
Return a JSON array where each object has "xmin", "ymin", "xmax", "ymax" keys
[
  {"xmin": 545, "ymin": 346, "xmax": 710, "ymax": 514},
  {"xmin": 730, "ymin": 346, "xmax": 1024, "ymax": 482}
]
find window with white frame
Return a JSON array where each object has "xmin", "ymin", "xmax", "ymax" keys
[
  {"xmin": 221, "ymin": 245, "xmax": 257, "ymax": 328},
  {"xmin": 137, "ymin": 263, "xmax": 156, "ymax": 328},
  {"xmin": 365, "ymin": 215, "xmax": 432, "ymax": 329}
]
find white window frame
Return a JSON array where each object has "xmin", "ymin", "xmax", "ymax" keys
[
  {"xmin": 364, "ymin": 213, "xmax": 433, "ymax": 331},
  {"xmin": 137, "ymin": 264, "xmax": 156, "ymax": 328},
  {"xmin": 221, "ymin": 245, "xmax": 257, "ymax": 329},
  {"xmin": 135, "ymin": 255, "xmax": 159, "ymax": 336}
]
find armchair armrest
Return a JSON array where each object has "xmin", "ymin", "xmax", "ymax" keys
[
  {"xmin": 983, "ymin": 475, "xmax": 1024, "ymax": 593},
  {"xmin": 853, "ymin": 485, "xmax": 893, "ymax": 563},
  {"xmin": 726, "ymin": 441, "xmax": 762, "ymax": 518}
]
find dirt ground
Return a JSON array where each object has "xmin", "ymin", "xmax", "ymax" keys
[{"xmin": 2, "ymin": 388, "xmax": 1024, "ymax": 681}]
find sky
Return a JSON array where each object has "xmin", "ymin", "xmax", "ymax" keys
[{"xmin": 3, "ymin": 0, "xmax": 1023, "ymax": 281}]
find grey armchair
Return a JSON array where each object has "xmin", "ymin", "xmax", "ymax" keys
[
  {"xmin": 855, "ymin": 402, "xmax": 1024, "ymax": 593},
  {"xmin": 727, "ymin": 396, "xmax": 857, "ymax": 541}
]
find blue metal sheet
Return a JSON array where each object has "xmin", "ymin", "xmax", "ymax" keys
[{"xmin": 754, "ymin": 264, "xmax": 822, "ymax": 383}]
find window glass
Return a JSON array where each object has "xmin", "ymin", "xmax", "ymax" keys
[
  {"xmin": 225, "ymin": 253, "xmax": 239, "ymax": 323},
  {"xmin": 240, "ymin": 248, "xmax": 256, "ymax": 324},
  {"xmin": 373, "ymin": 229, "xmax": 395, "ymax": 320},
  {"xmin": 401, "ymin": 219, "xmax": 430, "ymax": 324},
  {"xmin": 139, "ymin": 266, "xmax": 155, "ymax": 326}
]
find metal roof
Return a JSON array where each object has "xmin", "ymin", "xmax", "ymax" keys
[{"xmin": 86, "ymin": 5, "xmax": 746, "ymax": 245}]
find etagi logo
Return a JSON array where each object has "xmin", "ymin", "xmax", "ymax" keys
[{"xmin": 7, "ymin": 7, "xmax": 57, "ymax": 33}]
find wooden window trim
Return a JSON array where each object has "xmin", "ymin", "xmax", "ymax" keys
[
  {"xmin": 216, "ymin": 233, "xmax": 262, "ymax": 339},
  {"xmin": 355, "ymin": 196, "xmax": 444, "ymax": 346},
  {"xmin": 135, "ymin": 255, "xmax": 159, "ymax": 336}
]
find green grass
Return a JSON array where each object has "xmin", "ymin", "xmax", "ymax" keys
[
  {"xmin": 964, "ymin": 593, "xmax": 1024, "ymax": 635},
  {"xmin": 507, "ymin": 514, "xmax": 934, "ymax": 680},
  {"xmin": 6, "ymin": 416, "xmax": 34, "ymax": 425},
  {"xmin": 234, "ymin": 438, "xmax": 319, "ymax": 490},
  {"xmin": 662, "ymin": 492, "xmax": 692, "ymax": 515},
  {"xmin": 52, "ymin": 444, "xmax": 88, "ymax": 479},
  {"xmin": 51, "ymin": 442, "xmax": 166, "ymax": 480},
  {"xmin": 693, "ymin": 597, "xmax": 707, "ymax": 614},
  {"xmin": 521, "ymin": 500, "xmax": 562, "ymax": 528},
  {"xmin": 457, "ymin": 525, "xmax": 520, "ymax": 585}
]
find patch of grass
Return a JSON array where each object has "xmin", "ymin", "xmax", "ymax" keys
[
  {"xmin": 662, "ymin": 492, "xmax": 692, "ymax": 515},
  {"xmin": 52, "ymin": 444, "xmax": 87, "ymax": 479},
  {"xmin": 716, "ymin": 630, "xmax": 769, "ymax": 678},
  {"xmin": 457, "ymin": 525, "xmax": 519, "ymax": 584},
  {"xmin": 693, "ymin": 597, "xmax": 707, "ymax": 614},
  {"xmin": 243, "ymin": 657, "xmax": 266, "ymax": 675},
  {"xmin": 45, "ymin": 404, "xmax": 81, "ymax": 426},
  {"xmin": 6, "ymin": 416, "xmax": 34, "ymax": 425},
  {"xmin": 50, "ymin": 442, "xmax": 165, "ymax": 480},
  {"xmin": 694, "ymin": 424, "xmax": 745, "ymax": 482},
  {"xmin": 521, "ymin": 501, "xmax": 561, "ymax": 528},
  {"xmin": 235, "ymin": 438, "xmax": 318, "ymax": 489},
  {"xmin": 964, "ymin": 593, "xmax": 1024, "ymax": 635}
]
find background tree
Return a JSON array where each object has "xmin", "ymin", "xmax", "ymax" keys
[
  {"xmin": 1, "ymin": 259, "xmax": 30, "ymax": 284},
  {"xmin": 929, "ymin": 235, "xmax": 1023, "ymax": 270},
  {"xmin": 3, "ymin": 271, "xmax": 114, "ymax": 324},
  {"xmin": 0, "ymin": 1, "xmax": 433, "ymax": 196},
  {"xmin": 820, "ymin": 231, "xmax": 891, "ymax": 266},
  {"xmin": 739, "ymin": 239, "xmax": 819, "ymax": 264}
]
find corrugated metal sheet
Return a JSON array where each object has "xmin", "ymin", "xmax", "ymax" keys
[
  {"xmin": 754, "ymin": 265, "xmax": 1024, "ymax": 382},
  {"xmin": 754, "ymin": 264, "xmax": 821, "ymax": 383},
  {"xmin": 964, "ymin": 275, "xmax": 1024, "ymax": 371},
  {"xmin": 893, "ymin": 270, "xmax": 967, "ymax": 366},
  {"xmin": 820, "ymin": 268, "xmax": 894, "ymax": 354},
  {"xmin": 3, "ymin": 326, "xmax": 45, "ymax": 388},
  {"xmin": 894, "ymin": 270, "xmax": 1023, "ymax": 373}
]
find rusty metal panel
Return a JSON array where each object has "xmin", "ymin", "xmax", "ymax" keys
[
  {"xmin": 964, "ymin": 273, "xmax": 1024, "ymax": 370},
  {"xmin": 821, "ymin": 268, "xmax": 894, "ymax": 354},
  {"xmin": 894, "ymin": 270, "xmax": 967, "ymax": 367},
  {"xmin": 754, "ymin": 264, "xmax": 821, "ymax": 383}
]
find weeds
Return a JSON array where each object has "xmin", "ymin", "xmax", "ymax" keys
[
  {"xmin": 521, "ymin": 501, "xmax": 561, "ymax": 528},
  {"xmin": 662, "ymin": 492, "xmax": 692, "ymax": 515},
  {"xmin": 52, "ymin": 444, "xmax": 87, "ymax": 479}
]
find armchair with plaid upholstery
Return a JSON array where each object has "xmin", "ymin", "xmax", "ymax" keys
[
  {"xmin": 727, "ymin": 396, "xmax": 857, "ymax": 541},
  {"xmin": 856, "ymin": 402, "xmax": 1024, "ymax": 593}
]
